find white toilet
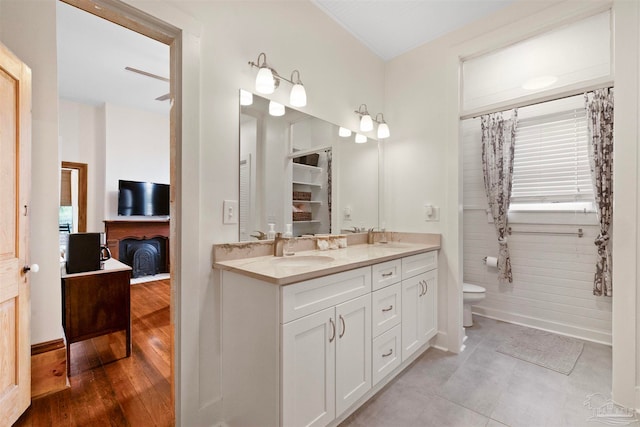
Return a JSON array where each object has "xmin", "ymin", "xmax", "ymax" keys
[{"xmin": 463, "ymin": 283, "xmax": 486, "ymax": 327}]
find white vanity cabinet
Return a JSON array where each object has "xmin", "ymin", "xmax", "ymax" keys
[
  {"xmin": 282, "ymin": 293, "xmax": 371, "ymax": 426},
  {"xmin": 220, "ymin": 249, "xmax": 438, "ymax": 427},
  {"xmin": 401, "ymin": 252, "xmax": 438, "ymax": 361}
]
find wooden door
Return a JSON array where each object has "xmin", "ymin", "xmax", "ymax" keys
[
  {"xmin": 282, "ymin": 307, "xmax": 335, "ymax": 427},
  {"xmin": 335, "ymin": 294, "xmax": 371, "ymax": 417},
  {"xmin": 0, "ymin": 42, "xmax": 32, "ymax": 425}
]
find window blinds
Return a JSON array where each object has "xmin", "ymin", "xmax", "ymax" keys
[{"xmin": 511, "ymin": 108, "xmax": 593, "ymax": 204}]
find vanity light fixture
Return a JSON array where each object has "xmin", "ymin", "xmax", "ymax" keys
[
  {"xmin": 375, "ymin": 113, "xmax": 390, "ymax": 139},
  {"xmin": 355, "ymin": 133, "xmax": 367, "ymax": 143},
  {"xmin": 240, "ymin": 89, "xmax": 254, "ymax": 106},
  {"xmin": 269, "ymin": 100, "xmax": 285, "ymax": 117},
  {"xmin": 249, "ymin": 52, "xmax": 307, "ymax": 107},
  {"xmin": 355, "ymin": 105, "xmax": 391, "ymax": 138},
  {"xmin": 338, "ymin": 127, "xmax": 352, "ymax": 137},
  {"xmin": 355, "ymin": 104, "xmax": 373, "ymax": 131}
]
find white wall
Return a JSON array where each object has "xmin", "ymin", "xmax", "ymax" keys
[
  {"xmin": 1, "ymin": 0, "xmax": 385, "ymax": 425},
  {"xmin": 462, "ymin": 117, "xmax": 612, "ymax": 344},
  {"xmin": 0, "ymin": 0, "xmax": 62, "ymax": 346},
  {"xmin": 59, "ymin": 100, "xmax": 169, "ymax": 229},
  {"xmin": 59, "ymin": 99, "xmax": 106, "ymax": 232},
  {"xmin": 385, "ymin": 0, "xmax": 638, "ymax": 412},
  {"xmin": 104, "ymin": 103, "xmax": 170, "ymax": 221}
]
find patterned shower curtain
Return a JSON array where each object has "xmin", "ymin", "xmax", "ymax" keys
[
  {"xmin": 481, "ymin": 110, "xmax": 518, "ymax": 283},
  {"xmin": 326, "ymin": 149, "xmax": 332, "ymax": 232},
  {"xmin": 586, "ymin": 88, "xmax": 614, "ymax": 297}
]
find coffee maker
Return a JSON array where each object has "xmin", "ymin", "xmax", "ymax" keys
[{"xmin": 66, "ymin": 232, "xmax": 112, "ymax": 274}]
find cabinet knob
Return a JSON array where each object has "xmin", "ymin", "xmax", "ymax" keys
[{"xmin": 23, "ymin": 264, "xmax": 39, "ymax": 274}]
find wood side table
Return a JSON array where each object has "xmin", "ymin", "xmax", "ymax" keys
[{"xmin": 61, "ymin": 258, "xmax": 132, "ymax": 376}]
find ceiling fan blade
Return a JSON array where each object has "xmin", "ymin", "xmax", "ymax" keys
[
  {"xmin": 155, "ymin": 93, "xmax": 171, "ymax": 101},
  {"xmin": 125, "ymin": 66, "xmax": 169, "ymax": 82}
]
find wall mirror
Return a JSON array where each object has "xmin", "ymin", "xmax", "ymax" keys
[{"xmin": 239, "ymin": 92, "xmax": 379, "ymax": 241}]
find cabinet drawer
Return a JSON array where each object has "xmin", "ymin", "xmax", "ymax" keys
[
  {"xmin": 402, "ymin": 251, "xmax": 437, "ymax": 279},
  {"xmin": 282, "ymin": 266, "xmax": 372, "ymax": 323},
  {"xmin": 371, "ymin": 283, "xmax": 401, "ymax": 337},
  {"xmin": 371, "ymin": 259, "xmax": 401, "ymax": 291},
  {"xmin": 372, "ymin": 324, "xmax": 401, "ymax": 386}
]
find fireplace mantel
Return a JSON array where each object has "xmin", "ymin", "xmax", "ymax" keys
[{"xmin": 104, "ymin": 220, "xmax": 170, "ymax": 272}]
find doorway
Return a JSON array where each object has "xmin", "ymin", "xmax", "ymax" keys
[{"xmin": 58, "ymin": 0, "xmax": 181, "ymax": 419}]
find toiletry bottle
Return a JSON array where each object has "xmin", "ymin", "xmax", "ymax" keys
[
  {"xmin": 284, "ymin": 224, "xmax": 295, "ymax": 256},
  {"xmin": 267, "ymin": 223, "xmax": 276, "ymax": 240}
]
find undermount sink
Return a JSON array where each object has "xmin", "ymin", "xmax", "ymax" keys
[{"xmin": 271, "ymin": 255, "xmax": 335, "ymax": 268}]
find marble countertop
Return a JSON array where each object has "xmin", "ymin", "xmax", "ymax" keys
[{"xmin": 213, "ymin": 233, "xmax": 440, "ymax": 285}]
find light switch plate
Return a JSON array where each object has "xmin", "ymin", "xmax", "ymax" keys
[
  {"xmin": 223, "ymin": 200, "xmax": 238, "ymax": 224},
  {"xmin": 424, "ymin": 204, "xmax": 440, "ymax": 221}
]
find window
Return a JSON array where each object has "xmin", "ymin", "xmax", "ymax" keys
[{"xmin": 510, "ymin": 104, "xmax": 594, "ymax": 211}]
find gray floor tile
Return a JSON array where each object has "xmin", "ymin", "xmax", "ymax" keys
[{"xmin": 339, "ymin": 317, "xmax": 614, "ymax": 427}]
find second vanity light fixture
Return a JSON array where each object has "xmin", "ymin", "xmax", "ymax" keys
[
  {"xmin": 248, "ymin": 52, "xmax": 307, "ymax": 108},
  {"xmin": 354, "ymin": 104, "xmax": 391, "ymax": 139}
]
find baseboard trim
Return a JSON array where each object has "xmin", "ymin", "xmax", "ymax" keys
[
  {"xmin": 472, "ymin": 306, "xmax": 612, "ymax": 345},
  {"xmin": 31, "ymin": 340, "xmax": 69, "ymax": 399},
  {"xmin": 31, "ymin": 338, "xmax": 65, "ymax": 356}
]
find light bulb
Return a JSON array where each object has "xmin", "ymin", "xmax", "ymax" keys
[
  {"xmin": 355, "ymin": 133, "xmax": 367, "ymax": 143},
  {"xmin": 240, "ymin": 89, "xmax": 253, "ymax": 106},
  {"xmin": 290, "ymin": 83, "xmax": 307, "ymax": 107},
  {"xmin": 377, "ymin": 122, "xmax": 390, "ymax": 139},
  {"xmin": 269, "ymin": 100, "xmax": 285, "ymax": 116},
  {"xmin": 360, "ymin": 114, "xmax": 373, "ymax": 132},
  {"xmin": 256, "ymin": 67, "xmax": 275, "ymax": 94},
  {"xmin": 338, "ymin": 127, "xmax": 352, "ymax": 137}
]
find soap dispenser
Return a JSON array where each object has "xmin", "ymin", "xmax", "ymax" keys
[
  {"xmin": 283, "ymin": 224, "xmax": 295, "ymax": 256},
  {"xmin": 267, "ymin": 223, "xmax": 276, "ymax": 240}
]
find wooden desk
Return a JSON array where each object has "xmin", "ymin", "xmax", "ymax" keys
[{"xmin": 61, "ymin": 259, "xmax": 132, "ymax": 376}]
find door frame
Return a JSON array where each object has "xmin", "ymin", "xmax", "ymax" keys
[
  {"xmin": 60, "ymin": 0, "xmax": 182, "ymax": 418},
  {"xmin": 61, "ymin": 161, "xmax": 87, "ymax": 232}
]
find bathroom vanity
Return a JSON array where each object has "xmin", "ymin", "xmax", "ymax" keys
[{"xmin": 214, "ymin": 233, "xmax": 440, "ymax": 427}]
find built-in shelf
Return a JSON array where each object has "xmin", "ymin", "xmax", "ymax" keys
[
  {"xmin": 293, "ymin": 200, "xmax": 323, "ymax": 205},
  {"xmin": 293, "ymin": 163, "xmax": 323, "ymax": 173},
  {"xmin": 292, "ymin": 220, "xmax": 321, "ymax": 224},
  {"xmin": 292, "ymin": 180, "xmax": 322, "ymax": 187}
]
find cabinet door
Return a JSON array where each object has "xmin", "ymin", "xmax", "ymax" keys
[
  {"xmin": 335, "ymin": 294, "xmax": 371, "ymax": 416},
  {"xmin": 401, "ymin": 275, "xmax": 422, "ymax": 362},
  {"xmin": 282, "ymin": 307, "xmax": 335, "ymax": 427},
  {"xmin": 418, "ymin": 269, "xmax": 437, "ymax": 343}
]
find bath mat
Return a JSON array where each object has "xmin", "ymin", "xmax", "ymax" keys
[{"xmin": 496, "ymin": 328, "xmax": 584, "ymax": 375}]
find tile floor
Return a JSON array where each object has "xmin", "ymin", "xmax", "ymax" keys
[{"xmin": 340, "ymin": 316, "xmax": 626, "ymax": 427}]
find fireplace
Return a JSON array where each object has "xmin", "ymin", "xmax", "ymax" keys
[
  {"xmin": 119, "ymin": 237, "xmax": 167, "ymax": 278},
  {"xmin": 104, "ymin": 220, "xmax": 170, "ymax": 277}
]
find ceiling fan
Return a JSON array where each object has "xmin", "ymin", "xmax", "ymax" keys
[{"xmin": 125, "ymin": 66, "xmax": 170, "ymax": 101}]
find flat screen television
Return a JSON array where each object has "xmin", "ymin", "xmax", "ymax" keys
[{"xmin": 118, "ymin": 180, "xmax": 170, "ymax": 216}]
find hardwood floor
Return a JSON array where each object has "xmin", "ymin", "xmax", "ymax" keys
[{"xmin": 15, "ymin": 279, "xmax": 173, "ymax": 427}]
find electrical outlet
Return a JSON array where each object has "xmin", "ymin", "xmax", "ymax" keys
[{"xmin": 223, "ymin": 200, "xmax": 238, "ymax": 224}]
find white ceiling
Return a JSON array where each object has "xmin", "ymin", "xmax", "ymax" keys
[
  {"xmin": 312, "ymin": 0, "xmax": 515, "ymax": 61},
  {"xmin": 56, "ymin": 1, "xmax": 515, "ymax": 114},
  {"xmin": 57, "ymin": 1, "xmax": 170, "ymax": 115}
]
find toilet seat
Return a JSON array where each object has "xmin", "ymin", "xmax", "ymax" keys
[{"xmin": 463, "ymin": 283, "xmax": 485, "ymax": 293}]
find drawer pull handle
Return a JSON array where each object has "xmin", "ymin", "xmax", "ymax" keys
[
  {"xmin": 382, "ymin": 349, "xmax": 393, "ymax": 358},
  {"xmin": 381, "ymin": 272, "xmax": 393, "ymax": 278},
  {"xmin": 339, "ymin": 315, "xmax": 346, "ymax": 338},
  {"xmin": 419, "ymin": 280, "xmax": 426, "ymax": 296},
  {"xmin": 382, "ymin": 305, "xmax": 393, "ymax": 312},
  {"xmin": 329, "ymin": 318, "xmax": 336, "ymax": 343}
]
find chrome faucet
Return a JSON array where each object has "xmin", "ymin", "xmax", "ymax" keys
[{"xmin": 251, "ymin": 230, "xmax": 267, "ymax": 240}]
